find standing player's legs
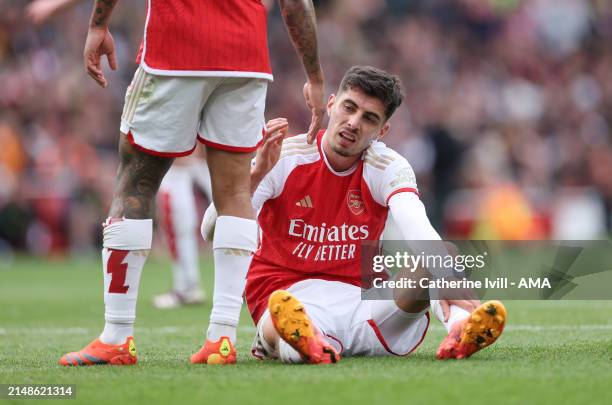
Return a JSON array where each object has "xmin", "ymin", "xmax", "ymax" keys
[
  {"xmin": 60, "ymin": 68, "xmax": 208, "ymax": 366},
  {"xmin": 100, "ymin": 139, "xmax": 173, "ymax": 342},
  {"xmin": 189, "ymin": 148, "xmax": 256, "ymax": 365},
  {"xmin": 59, "ymin": 137, "xmax": 172, "ymax": 366},
  {"xmin": 206, "ymin": 146, "xmax": 255, "ymax": 330},
  {"xmin": 154, "ymin": 162, "xmax": 205, "ymax": 309},
  {"xmin": 191, "ymin": 78, "xmax": 267, "ymax": 365}
]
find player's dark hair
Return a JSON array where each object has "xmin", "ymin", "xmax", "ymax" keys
[{"xmin": 338, "ymin": 65, "xmax": 404, "ymax": 120}]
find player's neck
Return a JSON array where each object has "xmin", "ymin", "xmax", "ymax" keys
[{"xmin": 321, "ymin": 134, "xmax": 360, "ymax": 172}]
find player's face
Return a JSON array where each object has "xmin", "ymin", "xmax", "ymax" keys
[{"xmin": 326, "ymin": 88, "xmax": 390, "ymax": 158}]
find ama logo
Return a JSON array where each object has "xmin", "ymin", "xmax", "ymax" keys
[{"xmin": 347, "ymin": 190, "xmax": 365, "ymax": 215}]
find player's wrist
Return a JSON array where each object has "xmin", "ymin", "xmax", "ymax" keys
[{"xmin": 88, "ymin": 24, "xmax": 108, "ymax": 31}]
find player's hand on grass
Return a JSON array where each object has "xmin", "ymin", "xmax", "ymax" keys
[
  {"xmin": 251, "ymin": 118, "xmax": 289, "ymax": 191},
  {"xmin": 303, "ymin": 81, "xmax": 325, "ymax": 144},
  {"xmin": 439, "ymin": 299, "xmax": 481, "ymax": 322},
  {"xmin": 84, "ymin": 27, "xmax": 117, "ymax": 88}
]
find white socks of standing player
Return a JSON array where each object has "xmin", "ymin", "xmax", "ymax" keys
[
  {"xmin": 207, "ymin": 216, "xmax": 258, "ymax": 344},
  {"xmin": 430, "ymin": 300, "xmax": 471, "ymax": 332},
  {"xmin": 99, "ymin": 218, "xmax": 152, "ymax": 345}
]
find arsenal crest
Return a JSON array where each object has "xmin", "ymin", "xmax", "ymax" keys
[{"xmin": 347, "ymin": 190, "xmax": 365, "ymax": 215}]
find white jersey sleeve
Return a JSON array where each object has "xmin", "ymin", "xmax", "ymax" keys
[
  {"xmin": 388, "ymin": 192, "xmax": 442, "ymax": 240},
  {"xmin": 363, "ymin": 141, "xmax": 419, "ymax": 207},
  {"xmin": 252, "ymin": 170, "xmax": 276, "ymax": 212}
]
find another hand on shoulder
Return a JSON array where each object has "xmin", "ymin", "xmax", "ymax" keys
[{"xmin": 252, "ymin": 118, "xmax": 289, "ymax": 180}]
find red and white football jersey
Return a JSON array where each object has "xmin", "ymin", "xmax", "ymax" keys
[
  {"xmin": 245, "ymin": 130, "xmax": 420, "ymax": 323},
  {"xmin": 136, "ymin": 0, "xmax": 272, "ymax": 80}
]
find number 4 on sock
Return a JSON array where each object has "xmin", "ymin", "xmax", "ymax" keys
[{"xmin": 107, "ymin": 249, "xmax": 130, "ymax": 293}]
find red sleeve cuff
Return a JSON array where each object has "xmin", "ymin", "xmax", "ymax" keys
[{"xmin": 385, "ymin": 187, "xmax": 420, "ymax": 206}]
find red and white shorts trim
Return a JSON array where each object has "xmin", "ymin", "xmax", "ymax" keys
[
  {"xmin": 120, "ymin": 66, "xmax": 267, "ymax": 157},
  {"xmin": 251, "ymin": 279, "xmax": 429, "ymax": 359}
]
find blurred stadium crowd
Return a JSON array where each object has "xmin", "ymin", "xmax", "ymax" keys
[{"xmin": 1, "ymin": 0, "xmax": 611, "ymax": 257}]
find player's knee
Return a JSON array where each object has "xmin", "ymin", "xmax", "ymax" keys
[
  {"xmin": 118, "ymin": 138, "xmax": 172, "ymax": 195},
  {"xmin": 112, "ymin": 136, "xmax": 173, "ymax": 218},
  {"xmin": 212, "ymin": 190, "xmax": 252, "ymax": 217}
]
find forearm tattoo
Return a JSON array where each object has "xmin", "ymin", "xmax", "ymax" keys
[
  {"xmin": 279, "ymin": 0, "xmax": 323, "ymax": 81},
  {"xmin": 90, "ymin": 0, "xmax": 118, "ymax": 27}
]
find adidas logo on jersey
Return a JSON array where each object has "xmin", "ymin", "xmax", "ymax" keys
[{"xmin": 296, "ymin": 195, "xmax": 313, "ymax": 208}]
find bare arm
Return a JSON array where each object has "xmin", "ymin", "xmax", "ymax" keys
[
  {"xmin": 26, "ymin": 0, "xmax": 82, "ymax": 25},
  {"xmin": 389, "ymin": 193, "xmax": 480, "ymax": 317},
  {"xmin": 84, "ymin": 0, "xmax": 118, "ymax": 87},
  {"xmin": 89, "ymin": 0, "xmax": 118, "ymax": 27},
  {"xmin": 278, "ymin": 0, "xmax": 325, "ymax": 144},
  {"xmin": 278, "ymin": 0, "xmax": 323, "ymax": 83}
]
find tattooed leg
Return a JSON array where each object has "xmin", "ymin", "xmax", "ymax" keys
[
  {"xmin": 83, "ymin": 135, "xmax": 174, "ymax": 347},
  {"xmin": 108, "ymin": 135, "xmax": 174, "ymax": 219}
]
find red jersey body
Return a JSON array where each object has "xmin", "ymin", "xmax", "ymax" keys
[
  {"xmin": 136, "ymin": 0, "xmax": 272, "ymax": 80},
  {"xmin": 246, "ymin": 131, "xmax": 419, "ymax": 323}
]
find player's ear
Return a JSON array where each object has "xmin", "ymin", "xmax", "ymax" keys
[
  {"xmin": 326, "ymin": 94, "xmax": 335, "ymax": 116},
  {"xmin": 377, "ymin": 122, "xmax": 391, "ymax": 140}
]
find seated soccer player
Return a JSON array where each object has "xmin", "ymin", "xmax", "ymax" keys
[{"xmin": 203, "ymin": 65, "xmax": 506, "ymax": 364}]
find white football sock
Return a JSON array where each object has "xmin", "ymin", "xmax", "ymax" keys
[
  {"xmin": 256, "ymin": 314, "xmax": 279, "ymax": 359},
  {"xmin": 158, "ymin": 166, "xmax": 201, "ymax": 294},
  {"xmin": 371, "ymin": 300, "xmax": 426, "ymax": 349},
  {"xmin": 278, "ymin": 339, "xmax": 303, "ymax": 364},
  {"xmin": 207, "ymin": 323, "xmax": 237, "ymax": 343},
  {"xmin": 430, "ymin": 300, "xmax": 471, "ymax": 333},
  {"xmin": 100, "ymin": 323, "xmax": 133, "ymax": 345},
  {"xmin": 207, "ymin": 216, "xmax": 257, "ymax": 344},
  {"xmin": 99, "ymin": 218, "xmax": 152, "ymax": 345}
]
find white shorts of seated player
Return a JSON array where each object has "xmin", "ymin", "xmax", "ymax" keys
[
  {"xmin": 252, "ymin": 279, "xmax": 430, "ymax": 358},
  {"xmin": 120, "ymin": 66, "xmax": 268, "ymax": 157}
]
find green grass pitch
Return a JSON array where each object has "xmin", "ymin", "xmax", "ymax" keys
[{"xmin": 1, "ymin": 256, "xmax": 611, "ymax": 404}]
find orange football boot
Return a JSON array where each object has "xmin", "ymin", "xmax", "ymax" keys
[
  {"xmin": 191, "ymin": 337, "xmax": 236, "ymax": 365},
  {"xmin": 436, "ymin": 300, "xmax": 506, "ymax": 360},
  {"xmin": 59, "ymin": 337, "xmax": 137, "ymax": 366},
  {"xmin": 268, "ymin": 290, "xmax": 340, "ymax": 364}
]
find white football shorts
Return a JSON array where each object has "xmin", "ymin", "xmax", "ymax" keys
[
  {"xmin": 120, "ymin": 66, "xmax": 268, "ymax": 156},
  {"xmin": 251, "ymin": 279, "xmax": 430, "ymax": 359}
]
